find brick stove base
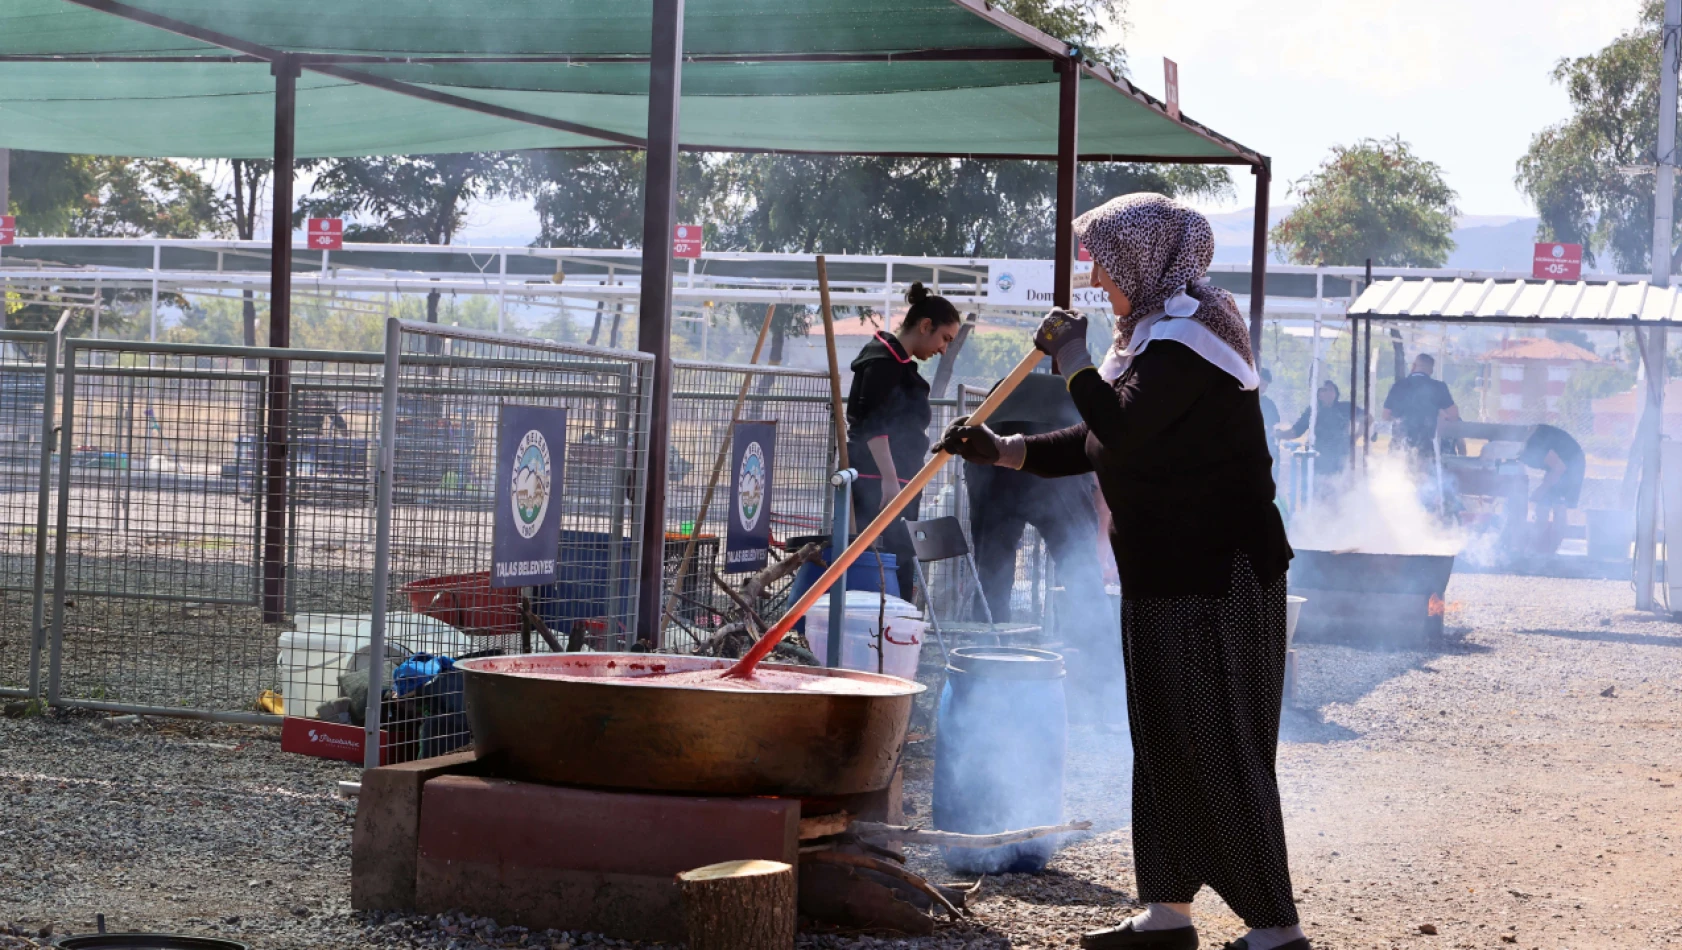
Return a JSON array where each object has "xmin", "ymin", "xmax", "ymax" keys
[{"xmin": 352, "ymin": 750, "xmax": 902, "ymax": 942}]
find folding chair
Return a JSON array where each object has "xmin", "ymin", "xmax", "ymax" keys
[{"xmin": 903, "ymin": 515, "xmax": 1041, "ymax": 662}]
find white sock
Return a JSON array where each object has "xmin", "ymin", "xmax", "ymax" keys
[
  {"xmin": 1127, "ymin": 903, "xmax": 1193, "ymax": 931},
  {"xmin": 1240, "ymin": 924, "xmax": 1305, "ymax": 950}
]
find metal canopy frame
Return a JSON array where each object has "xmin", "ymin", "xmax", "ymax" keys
[{"xmin": 41, "ymin": 0, "xmax": 1275, "ymax": 643}]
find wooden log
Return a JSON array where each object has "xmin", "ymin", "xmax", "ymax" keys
[{"xmin": 677, "ymin": 859, "xmax": 796, "ymax": 950}]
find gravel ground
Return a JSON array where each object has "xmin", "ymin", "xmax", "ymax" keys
[{"xmin": 3, "ymin": 572, "xmax": 1681, "ymax": 949}]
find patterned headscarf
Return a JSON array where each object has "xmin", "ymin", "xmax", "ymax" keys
[{"xmin": 1073, "ymin": 192, "xmax": 1254, "ymax": 368}]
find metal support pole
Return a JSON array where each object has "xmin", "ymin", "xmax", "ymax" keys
[
  {"xmin": 28, "ymin": 319, "xmax": 64, "ymax": 698},
  {"xmin": 0, "ymin": 147, "xmax": 9, "ymax": 214},
  {"xmin": 1052, "ymin": 54, "xmax": 1080, "ymax": 310},
  {"xmin": 1349, "ymin": 311, "xmax": 1359, "ymax": 463},
  {"xmin": 149, "ymin": 243, "xmax": 161, "ymax": 341},
  {"xmin": 497, "ymin": 250, "xmax": 507, "ymax": 333},
  {"xmin": 261, "ymin": 54, "xmax": 298, "ymax": 623},
  {"xmin": 1249, "ymin": 162, "xmax": 1271, "ymax": 359},
  {"xmin": 1636, "ymin": 0, "xmax": 1681, "ymax": 610},
  {"xmin": 1362, "ymin": 317, "xmax": 1373, "ymax": 468},
  {"xmin": 633, "ymin": 0, "xmax": 685, "ymax": 645},
  {"xmin": 364, "ymin": 317, "xmax": 402, "ymax": 769},
  {"xmin": 827, "ymin": 468, "xmax": 856, "ymax": 668}
]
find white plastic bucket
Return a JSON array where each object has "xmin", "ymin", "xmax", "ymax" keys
[
  {"xmin": 1285, "ymin": 595, "xmax": 1306, "ymax": 649},
  {"xmin": 805, "ymin": 590, "xmax": 926, "ymax": 680},
  {"xmin": 278, "ymin": 612, "xmax": 473, "ymax": 718}
]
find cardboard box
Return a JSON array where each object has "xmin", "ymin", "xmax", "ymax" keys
[{"xmin": 282, "ymin": 716, "xmax": 387, "ymax": 764}]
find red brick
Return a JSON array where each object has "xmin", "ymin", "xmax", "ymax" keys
[
  {"xmin": 351, "ymin": 750, "xmax": 480, "ymax": 911},
  {"xmin": 415, "ymin": 776, "xmax": 799, "ymax": 941}
]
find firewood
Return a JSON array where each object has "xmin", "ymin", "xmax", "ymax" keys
[
  {"xmin": 677, "ymin": 859, "xmax": 795, "ymax": 950},
  {"xmin": 798, "ymin": 811, "xmax": 853, "ymax": 840},
  {"xmin": 742, "ymin": 541, "xmax": 825, "ymax": 603},
  {"xmin": 801, "ymin": 851, "xmax": 966, "ymax": 919}
]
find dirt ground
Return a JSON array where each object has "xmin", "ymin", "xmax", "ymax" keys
[{"xmin": 2, "ymin": 572, "xmax": 1680, "ymax": 949}]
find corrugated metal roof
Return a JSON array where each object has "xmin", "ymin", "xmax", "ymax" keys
[{"xmin": 1348, "ymin": 277, "xmax": 1682, "ymax": 325}]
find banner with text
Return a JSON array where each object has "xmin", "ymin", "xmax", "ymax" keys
[
  {"xmin": 725, "ymin": 420, "xmax": 777, "ymax": 574},
  {"xmin": 987, "ymin": 260, "xmax": 1110, "ymax": 310},
  {"xmin": 492, "ymin": 405, "xmax": 568, "ymax": 588}
]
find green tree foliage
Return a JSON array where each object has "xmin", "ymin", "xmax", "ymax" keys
[
  {"xmin": 6, "ymin": 151, "xmax": 97, "ymax": 235},
  {"xmin": 1271, "ymin": 137, "xmax": 1458, "ymax": 267},
  {"xmin": 995, "ymin": 0, "xmax": 1128, "ymax": 69},
  {"xmin": 69, "ymin": 157, "xmax": 221, "ymax": 238},
  {"xmin": 1515, "ymin": 1, "xmax": 1675, "ymax": 273}
]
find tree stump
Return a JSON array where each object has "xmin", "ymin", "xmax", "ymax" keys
[{"xmin": 677, "ymin": 859, "xmax": 796, "ymax": 950}]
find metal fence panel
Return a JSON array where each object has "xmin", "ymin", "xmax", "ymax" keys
[
  {"xmin": 367, "ymin": 321, "xmax": 653, "ymax": 766},
  {"xmin": 658, "ymin": 360, "xmax": 835, "ymax": 650},
  {"xmin": 45, "ymin": 341, "xmax": 385, "ymax": 720},
  {"xmin": 0, "ymin": 327, "xmax": 59, "ymax": 698}
]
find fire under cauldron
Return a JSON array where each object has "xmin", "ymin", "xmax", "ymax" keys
[
  {"xmin": 1289, "ymin": 550, "xmax": 1456, "ymax": 649},
  {"xmin": 458, "ymin": 653, "xmax": 922, "ymax": 796}
]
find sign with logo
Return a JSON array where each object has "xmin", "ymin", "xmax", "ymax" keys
[
  {"xmin": 280, "ymin": 716, "xmax": 388, "ymax": 764},
  {"xmin": 1532, "ymin": 242, "xmax": 1582, "ymax": 281},
  {"xmin": 307, "ymin": 217, "xmax": 343, "ymax": 250},
  {"xmin": 1164, "ymin": 58, "xmax": 1181, "ymax": 120},
  {"xmin": 673, "ymin": 224, "xmax": 703, "ymax": 258},
  {"xmin": 988, "ymin": 260, "xmax": 1112, "ymax": 310},
  {"xmin": 492, "ymin": 405, "xmax": 568, "ymax": 588},
  {"xmin": 725, "ymin": 420, "xmax": 776, "ymax": 574},
  {"xmin": 0, "ymin": 215, "xmax": 15, "ymax": 246}
]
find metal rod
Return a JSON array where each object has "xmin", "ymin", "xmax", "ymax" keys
[
  {"xmin": 0, "ymin": 47, "xmax": 1053, "ymax": 65},
  {"xmin": 1362, "ymin": 316, "xmax": 1372, "ymax": 468},
  {"xmin": 261, "ymin": 55, "xmax": 298, "ymax": 623},
  {"xmin": 1052, "ymin": 55, "xmax": 1080, "ymax": 310},
  {"xmin": 1349, "ymin": 306, "xmax": 1359, "ymax": 464},
  {"xmin": 364, "ymin": 317, "xmax": 402, "ymax": 769},
  {"xmin": 633, "ymin": 0, "xmax": 686, "ymax": 645},
  {"xmin": 27, "ymin": 319, "xmax": 65, "ymax": 697},
  {"xmin": 47, "ymin": 343, "xmax": 78, "ymax": 706},
  {"xmin": 1249, "ymin": 163, "xmax": 1272, "ymax": 359},
  {"xmin": 1637, "ymin": 0, "xmax": 1680, "ymax": 610},
  {"xmin": 828, "ymin": 469, "xmax": 856, "ymax": 667}
]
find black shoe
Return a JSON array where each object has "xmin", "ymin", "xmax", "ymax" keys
[
  {"xmin": 1221, "ymin": 940, "xmax": 1310, "ymax": 950},
  {"xmin": 1081, "ymin": 920, "xmax": 1199, "ymax": 950}
]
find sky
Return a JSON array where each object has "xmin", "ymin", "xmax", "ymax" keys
[
  {"xmin": 1115, "ymin": 0, "xmax": 1645, "ymax": 217},
  {"xmin": 455, "ymin": 0, "xmax": 1648, "ymax": 244}
]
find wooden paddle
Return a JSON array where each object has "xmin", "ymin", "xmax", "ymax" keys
[{"xmin": 725, "ymin": 348, "xmax": 1045, "ymax": 678}]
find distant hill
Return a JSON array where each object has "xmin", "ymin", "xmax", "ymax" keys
[{"xmin": 1206, "ymin": 206, "xmax": 1591, "ymax": 273}]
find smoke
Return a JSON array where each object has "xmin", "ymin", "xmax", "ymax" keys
[{"xmin": 1287, "ymin": 453, "xmax": 1464, "ymax": 557}]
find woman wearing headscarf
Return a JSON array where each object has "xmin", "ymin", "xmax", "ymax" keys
[{"xmin": 939, "ymin": 194, "xmax": 1303, "ymax": 950}]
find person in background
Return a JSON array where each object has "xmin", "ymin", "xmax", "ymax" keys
[
  {"xmin": 1258, "ymin": 368, "xmax": 1280, "ymax": 480},
  {"xmin": 940, "ymin": 193, "xmax": 1304, "ymax": 950},
  {"xmin": 1278, "ymin": 380, "xmax": 1357, "ymax": 493},
  {"xmin": 962, "ymin": 369, "xmax": 1122, "ymax": 724},
  {"xmin": 1382, "ymin": 354, "xmax": 1458, "ymax": 467},
  {"xmin": 1518, "ymin": 423, "xmax": 1586, "ymax": 554},
  {"xmin": 846, "ymin": 281, "xmax": 961, "ymax": 599}
]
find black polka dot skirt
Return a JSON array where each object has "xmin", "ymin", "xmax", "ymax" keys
[{"xmin": 1119, "ymin": 554, "xmax": 1298, "ymax": 928}]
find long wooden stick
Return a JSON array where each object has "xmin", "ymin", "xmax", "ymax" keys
[
  {"xmin": 662, "ymin": 304, "xmax": 777, "ymax": 620},
  {"xmin": 817, "ymin": 255, "xmax": 850, "ymax": 471},
  {"xmin": 726, "ymin": 349, "xmax": 1045, "ymax": 677}
]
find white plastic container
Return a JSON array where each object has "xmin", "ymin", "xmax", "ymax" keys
[
  {"xmin": 1285, "ymin": 595, "xmax": 1306, "ymax": 649},
  {"xmin": 277, "ymin": 612, "xmax": 472, "ymax": 718},
  {"xmin": 805, "ymin": 590, "xmax": 927, "ymax": 680}
]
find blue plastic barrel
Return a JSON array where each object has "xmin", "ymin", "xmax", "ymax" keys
[
  {"xmin": 785, "ymin": 542, "xmax": 898, "ymax": 634},
  {"xmin": 932, "ymin": 646, "xmax": 1067, "ymax": 874}
]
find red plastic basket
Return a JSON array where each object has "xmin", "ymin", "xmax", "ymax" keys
[{"xmin": 403, "ymin": 571, "xmax": 522, "ymax": 636}]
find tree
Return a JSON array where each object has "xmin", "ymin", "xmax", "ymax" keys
[
  {"xmin": 69, "ymin": 157, "xmax": 222, "ymax": 238},
  {"xmin": 1271, "ymin": 136, "xmax": 1458, "ymax": 267},
  {"xmin": 1515, "ymin": 1, "xmax": 1675, "ymax": 273},
  {"xmin": 296, "ymin": 153, "xmax": 524, "ymax": 322},
  {"xmin": 5, "ymin": 151, "xmax": 97, "ymax": 235},
  {"xmin": 210, "ymin": 159, "xmax": 274, "ymax": 346}
]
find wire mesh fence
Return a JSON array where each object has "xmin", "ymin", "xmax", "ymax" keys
[
  {"xmin": 657, "ymin": 360, "xmax": 836, "ymax": 650},
  {"xmin": 44, "ymin": 341, "xmax": 385, "ymax": 719},
  {"xmin": 0, "ymin": 327, "xmax": 59, "ymax": 698},
  {"xmin": 366, "ymin": 321, "xmax": 652, "ymax": 764}
]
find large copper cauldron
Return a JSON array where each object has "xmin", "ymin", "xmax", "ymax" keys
[{"xmin": 458, "ymin": 653, "xmax": 923, "ymax": 796}]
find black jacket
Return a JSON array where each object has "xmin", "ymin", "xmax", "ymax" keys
[
  {"xmin": 846, "ymin": 333, "xmax": 931, "ymax": 482},
  {"xmin": 1021, "ymin": 340, "xmax": 1291, "ymax": 599}
]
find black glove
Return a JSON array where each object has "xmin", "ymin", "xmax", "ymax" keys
[
  {"xmin": 935, "ymin": 415, "xmax": 1002, "ymax": 464},
  {"xmin": 1033, "ymin": 308, "xmax": 1093, "ymax": 376}
]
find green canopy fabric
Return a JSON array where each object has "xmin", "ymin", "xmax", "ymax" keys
[{"xmin": 0, "ymin": 0, "xmax": 1262, "ymax": 163}]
